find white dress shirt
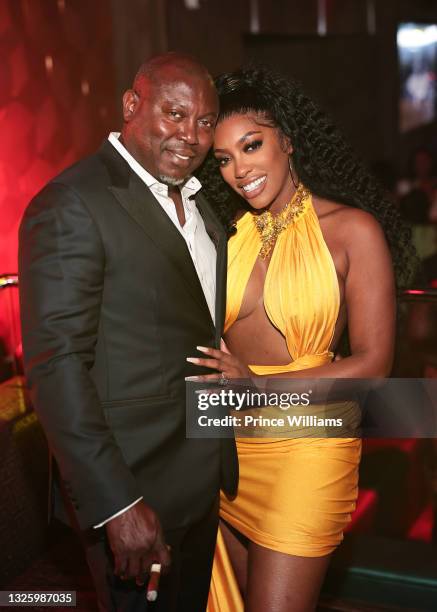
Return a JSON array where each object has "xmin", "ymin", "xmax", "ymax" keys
[
  {"xmin": 108, "ymin": 132, "xmax": 216, "ymax": 321},
  {"xmin": 94, "ymin": 133, "xmax": 217, "ymax": 528}
]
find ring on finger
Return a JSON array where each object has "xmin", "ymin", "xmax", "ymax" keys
[{"xmin": 219, "ymin": 371, "xmax": 229, "ymax": 386}]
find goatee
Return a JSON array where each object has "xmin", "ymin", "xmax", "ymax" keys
[{"xmin": 159, "ymin": 174, "xmax": 186, "ymax": 186}]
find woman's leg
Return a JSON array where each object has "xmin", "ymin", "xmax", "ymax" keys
[
  {"xmin": 220, "ymin": 519, "xmax": 249, "ymax": 594},
  {"xmin": 245, "ymin": 542, "xmax": 331, "ymax": 612}
]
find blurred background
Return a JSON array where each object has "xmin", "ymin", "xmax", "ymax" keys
[{"xmin": 0, "ymin": 1, "xmax": 437, "ymax": 610}]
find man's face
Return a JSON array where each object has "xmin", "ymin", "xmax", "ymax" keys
[{"xmin": 122, "ymin": 70, "xmax": 218, "ymax": 185}]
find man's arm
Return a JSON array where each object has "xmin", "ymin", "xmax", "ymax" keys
[
  {"xmin": 19, "ymin": 182, "xmax": 141, "ymax": 528},
  {"xmin": 19, "ymin": 182, "xmax": 171, "ymax": 577}
]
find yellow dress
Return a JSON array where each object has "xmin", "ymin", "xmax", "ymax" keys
[{"xmin": 207, "ymin": 190, "xmax": 361, "ymax": 611}]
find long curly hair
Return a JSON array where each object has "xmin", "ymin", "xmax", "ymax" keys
[{"xmin": 197, "ymin": 66, "xmax": 417, "ymax": 290}]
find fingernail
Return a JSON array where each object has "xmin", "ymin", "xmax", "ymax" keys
[
  {"xmin": 196, "ymin": 346, "xmax": 209, "ymax": 352},
  {"xmin": 185, "ymin": 376, "xmax": 200, "ymax": 381},
  {"xmin": 186, "ymin": 357, "xmax": 200, "ymax": 364}
]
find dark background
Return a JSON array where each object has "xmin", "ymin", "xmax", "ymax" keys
[{"xmin": 1, "ymin": 0, "xmax": 437, "ymax": 364}]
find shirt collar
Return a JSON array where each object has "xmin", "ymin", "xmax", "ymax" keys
[{"xmin": 108, "ymin": 132, "xmax": 202, "ymax": 198}]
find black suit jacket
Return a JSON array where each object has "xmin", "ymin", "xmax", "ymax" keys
[{"xmin": 18, "ymin": 141, "xmax": 238, "ymax": 531}]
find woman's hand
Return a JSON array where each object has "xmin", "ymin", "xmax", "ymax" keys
[{"xmin": 186, "ymin": 340, "xmax": 251, "ymax": 381}]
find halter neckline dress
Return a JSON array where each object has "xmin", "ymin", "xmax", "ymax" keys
[{"xmin": 207, "ymin": 191, "xmax": 361, "ymax": 611}]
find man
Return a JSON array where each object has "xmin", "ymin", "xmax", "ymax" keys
[{"xmin": 19, "ymin": 52, "xmax": 238, "ymax": 611}]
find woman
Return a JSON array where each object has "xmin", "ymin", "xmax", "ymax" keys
[{"xmin": 189, "ymin": 68, "xmax": 415, "ymax": 611}]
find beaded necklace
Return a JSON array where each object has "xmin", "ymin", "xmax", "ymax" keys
[{"xmin": 253, "ymin": 183, "xmax": 309, "ymax": 259}]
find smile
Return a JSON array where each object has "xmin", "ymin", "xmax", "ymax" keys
[
  {"xmin": 242, "ymin": 176, "xmax": 266, "ymax": 193},
  {"xmin": 168, "ymin": 150, "xmax": 194, "ymax": 161}
]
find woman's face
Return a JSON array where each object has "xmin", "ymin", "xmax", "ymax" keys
[{"xmin": 213, "ymin": 113, "xmax": 294, "ymax": 214}]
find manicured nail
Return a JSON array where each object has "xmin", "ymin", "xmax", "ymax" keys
[
  {"xmin": 185, "ymin": 376, "xmax": 200, "ymax": 381},
  {"xmin": 196, "ymin": 346, "xmax": 209, "ymax": 352},
  {"xmin": 187, "ymin": 357, "xmax": 200, "ymax": 364}
]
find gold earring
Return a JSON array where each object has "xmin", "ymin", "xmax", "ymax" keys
[{"xmin": 288, "ymin": 156, "xmax": 299, "ymax": 189}]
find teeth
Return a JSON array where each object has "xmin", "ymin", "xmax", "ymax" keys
[
  {"xmin": 242, "ymin": 176, "xmax": 266, "ymax": 192},
  {"xmin": 174, "ymin": 153, "xmax": 190, "ymax": 160}
]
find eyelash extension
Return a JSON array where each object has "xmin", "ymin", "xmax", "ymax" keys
[
  {"xmin": 215, "ymin": 139, "xmax": 263, "ymax": 167},
  {"xmin": 244, "ymin": 139, "xmax": 262, "ymax": 152}
]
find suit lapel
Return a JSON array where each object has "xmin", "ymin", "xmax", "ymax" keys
[
  {"xmin": 196, "ymin": 192, "xmax": 227, "ymax": 347},
  {"xmin": 100, "ymin": 143, "xmax": 211, "ymax": 317}
]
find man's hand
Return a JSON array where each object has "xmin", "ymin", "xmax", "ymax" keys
[{"xmin": 105, "ymin": 500, "xmax": 171, "ymax": 580}]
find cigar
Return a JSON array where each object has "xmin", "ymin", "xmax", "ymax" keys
[{"xmin": 146, "ymin": 563, "xmax": 161, "ymax": 602}]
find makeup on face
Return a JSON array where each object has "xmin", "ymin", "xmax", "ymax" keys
[{"xmin": 213, "ymin": 114, "xmax": 295, "ymax": 214}]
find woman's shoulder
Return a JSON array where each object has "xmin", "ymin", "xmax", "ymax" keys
[{"xmin": 313, "ymin": 196, "xmax": 382, "ymax": 235}]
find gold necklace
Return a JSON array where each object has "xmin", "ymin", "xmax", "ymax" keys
[{"xmin": 254, "ymin": 183, "xmax": 309, "ymax": 259}]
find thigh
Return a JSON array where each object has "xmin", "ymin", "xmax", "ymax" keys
[
  {"xmin": 177, "ymin": 498, "xmax": 220, "ymax": 612},
  {"xmin": 268, "ymin": 438, "xmax": 360, "ymax": 557},
  {"xmin": 221, "ymin": 519, "xmax": 249, "ymax": 595},
  {"xmin": 222, "ymin": 438, "xmax": 360, "ymax": 559},
  {"xmin": 245, "ymin": 541, "xmax": 331, "ymax": 612}
]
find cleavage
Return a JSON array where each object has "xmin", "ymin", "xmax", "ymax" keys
[{"xmin": 237, "ymin": 252, "xmax": 272, "ymax": 321}]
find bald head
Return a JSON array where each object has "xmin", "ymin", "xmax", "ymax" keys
[
  {"xmin": 121, "ymin": 52, "xmax": 218, "ymax": 185},
  {"xmin": 133, "ymin": 52, "xmax": 214, "ymax": 92}
]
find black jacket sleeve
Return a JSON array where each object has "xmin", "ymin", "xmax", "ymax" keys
[{"xmin": 18, "ymin": 182, "xmax": 141, "ymax": 529}]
